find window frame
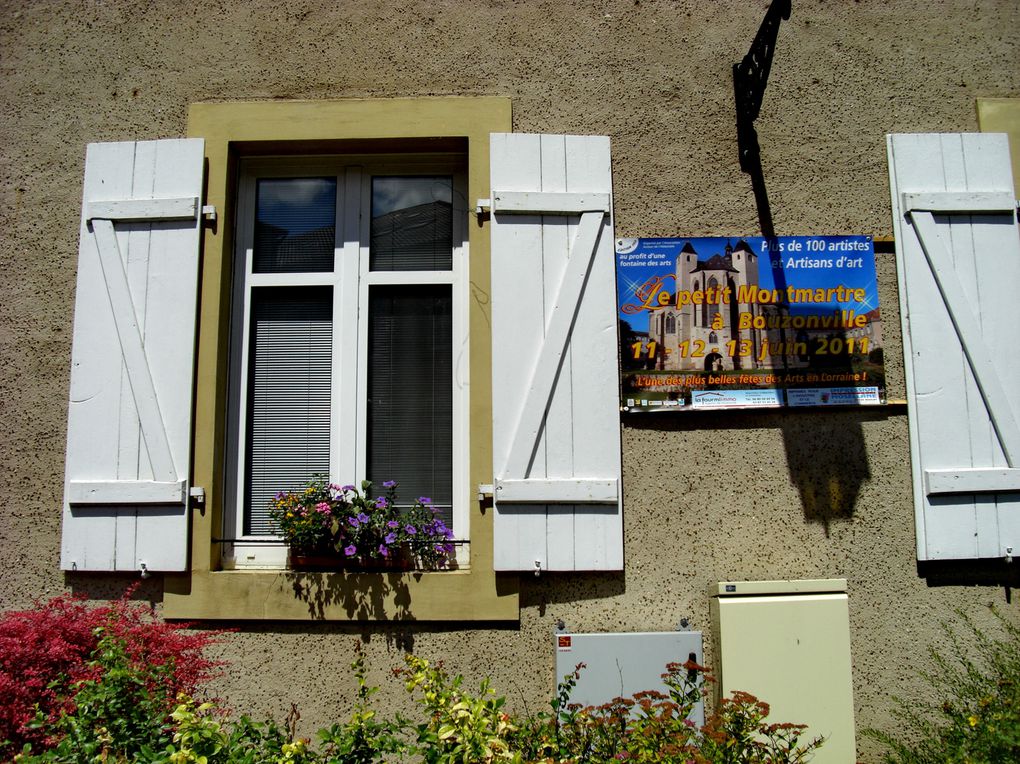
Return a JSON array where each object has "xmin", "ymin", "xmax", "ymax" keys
[
  {"xmin": 162, "ymin": 97, "xmax": 518, "ymax": 621},
  {"xmin": 224, "ymin": 155, "xmax": 470, "ymax": 569}
]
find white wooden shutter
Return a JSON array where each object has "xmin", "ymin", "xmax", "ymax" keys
[
  {"xmin": 887, "ymin": 133, "xmax": 1020, "ymax": 561},
  {"xmin": 489, "ymin": 133, "xmax": 623, "ymax": 572},
  {"xmin": 61, "ymin": 139, "xmax": 205, "ymax": 572}
]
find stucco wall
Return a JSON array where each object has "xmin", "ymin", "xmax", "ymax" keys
[{"xmin": 2, "ymin": 1, "xmax": 1019, "ymax": 760}]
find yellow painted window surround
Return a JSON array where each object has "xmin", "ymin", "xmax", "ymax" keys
[
  {"xmin": 977, "ymin": 97, "xmax": 1020, "ymax": 193},
  {"xmin": 162, "ymin": 97, "xmax": 519, "ymax": 621}
]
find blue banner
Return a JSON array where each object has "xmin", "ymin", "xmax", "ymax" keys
[{"xmin": 616, "ymin": 236, "xmax": 885, "ymax": 411}]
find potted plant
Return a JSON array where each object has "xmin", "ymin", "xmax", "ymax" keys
[{"xmin": 268, "ymin": 479, "xmax": 456, "ymax": 572}]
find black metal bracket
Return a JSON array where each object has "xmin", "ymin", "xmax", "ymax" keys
[{"xmin": 733, "ymin": 0, "xmax": 792, "ymax": 174}]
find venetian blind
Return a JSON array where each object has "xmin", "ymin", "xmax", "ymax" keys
[
  {"xmin": 245, "ymin": 287, "xmax": 333, "ymax": 534},
  {"xmin": 366, "ymin": 285, "xmax": 453, "ymax": 526}
]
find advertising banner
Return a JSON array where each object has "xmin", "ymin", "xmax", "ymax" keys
[{"xmin": 616, "ymin": 236, "xmax": 885, "ymax": 412}]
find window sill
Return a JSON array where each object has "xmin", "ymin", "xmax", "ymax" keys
[{"xmin": 162, "ymin": 566, "xmax": 518, "ymax": 622}]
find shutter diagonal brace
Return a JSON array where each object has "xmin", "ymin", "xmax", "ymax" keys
[
  {"xmin": 89, "ymin": 217, "xmax": 179, "ymax": 485},
  {"xmin": 906, "ymin": 201, "xmax": 1020, "ymax": 473},
  {"xmin": 496, "ymin": 197, "xmax": 615, "ymax": 499}
]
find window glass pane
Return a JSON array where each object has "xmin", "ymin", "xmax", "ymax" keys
[
  {"xmin": 367, "ymin": 285, "xmax": 453, "ymax": 525},
  {"xmin": 370, "ymin": 176, "xmax": 453, "ymax": 271},
  {"xmin": 254, "ymin": 178, "xmax": 336, "ymax": 273},
  {"xmin": 245, "ymin": 287, "xmax": 333, "ymax": 534}
]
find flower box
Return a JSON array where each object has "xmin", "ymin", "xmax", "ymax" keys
[
  {"xmin": 289, "ymin": 545, "xmax": 415, "ymax": 573},
  {"xmin": 269, "ymin": 479, "xmax": 456, "ymax": 572}
]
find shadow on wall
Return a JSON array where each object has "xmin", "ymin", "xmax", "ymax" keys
[
  {"xmin": 287, "ymin": 572, "xmax": 414, "ymax": 621},
  {"xmin": 732, "ymin": 0, "xmax": 870, "ymax": 535},
  {"xmin": 516, "ymin": 573, "xmax": 626, "ymax": 615},
  {"xmin": 779, "ymin": 411, "xmax": 872, "ymax": 533},
  {"xmin": 625, "ymin": 409, "xmax": 881, "ymax": 534},
  {"xmin": 918, "ymin": 560, "xmax": 1020, "ymax": 594}
]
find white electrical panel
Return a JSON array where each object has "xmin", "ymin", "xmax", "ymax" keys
[{"xmin": 553, "ymin": 630, "xmax": 705, "ymax": 726}]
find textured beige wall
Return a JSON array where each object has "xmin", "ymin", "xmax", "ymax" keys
[{"xmin": 2, "ymin": 1, "xmax": 1020, "ymax": 760}]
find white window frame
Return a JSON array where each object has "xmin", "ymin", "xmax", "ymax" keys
[{"xmin": 223, "ymin": 153, "xmax": 470, "ymax": 569}]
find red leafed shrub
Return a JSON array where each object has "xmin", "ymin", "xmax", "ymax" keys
[{"xmin": 0, "ymin": 589, "xmax": 223, "ymax": 757}]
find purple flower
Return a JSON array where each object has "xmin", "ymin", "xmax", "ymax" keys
[
  {"xmin": 417, "ymin": 496, "xmax": 432, "ymax": 505},
  {"xmin": 374, "ymin": 497, "xmax": 389, "ymax": 509},
  {"xmin": 378, "ymin": 544, "xmax": 390, "ymax": 557},
  {"xmin": 383, "ymin": 480, "xmax": 397, "ymax": 488},
  {"xmin": 384, "ymin": 532, "xmax": 397, "ymax": 544},
  {"xmin": 344, "ymin": 544, "xmax": 357, "ymax": 557},
  {"xmin": 404, "ymin": 524, "xmax": 417, "ymax": 535},
  {"xmin": 341, "ymin": 484, "xmax": 355, "ymax": 492},
  {"xmin": 387, "ymin": 520, "xmax": 400, "ymax": 529},
  {"xmin": 347, "ymin": 516, "xmax": 360, "ymax": 527},
  {"xmin": 357, "ymin": 512, "xmax": 370, "ymax": 524}
]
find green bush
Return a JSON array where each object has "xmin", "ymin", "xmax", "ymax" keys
[
  {"xmin": 864, "ymin": 608, "xmax": 1020, "ymax": 763},
  {"xmin": 11, "ymin": 627, "xmax": 823, "ymax": 764},
  {"xmin": 16, "ymin": 626, "xmax": 176, "ymax": 763}
]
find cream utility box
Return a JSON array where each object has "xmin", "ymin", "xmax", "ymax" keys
[{"xmin": 710, "ymin": 579, "xmax": 855, "ymax": 763}]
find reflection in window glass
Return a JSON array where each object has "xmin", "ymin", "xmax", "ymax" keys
[
  {"xmin": 254, "ymin": 178, "xmax": 336, "ymax": 273},
  {"xmin": 371, "ymin": 177, "xmax": 452, "ymax": 271}
]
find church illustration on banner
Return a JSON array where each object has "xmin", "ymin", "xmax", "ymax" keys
[{"xmin": 643, "ymin": 239, "xmax": 882, "ymax": 372}]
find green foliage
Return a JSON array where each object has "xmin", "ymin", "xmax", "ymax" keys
[
  {"xmin": 400, "ymin": 655, "xmax": 519, "ymax": 763},
  {"xmin": 11, "ymin": 630, "xmax": 823, "ymax": 764},
  {"xmin": 16, "ymin": 626, "xmax": 175, "ymax": 763},
  {"xmin": 316, "ymin": 643, "xmax": 408, "ymax": 763},
  {"xmin": 157, "ymin": 701, "xmax": 311, "ymax": 764},
  {"xmin": 864, "ymin": 608, "xmax": 1020, "ymax": 764}
]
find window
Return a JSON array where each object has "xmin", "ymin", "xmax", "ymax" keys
[
  {"xmin": 224, "ymin": 157, "xmax": 469, "ymax": 568},
  {"xmin": 66, "ymin": 100, "xmax": 620, "ymax": 616},
  {"xmin": 158, "ymin": 97, "xmax": 517, "ymax": 621}
]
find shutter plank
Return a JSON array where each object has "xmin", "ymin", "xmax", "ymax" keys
[
  {"xmin": 491, "ymin": 191, "xmax": 610, "ymax": 214},
  {"xmin": 562, "ymin": 136, "xmax": 623, "ymax": 570},
  {"xmin": 909, "ymin": 211, "xmax": 1020, "ymax": 464},
  {"xmin": 87, "ymin": 197, "xmax": 199, "ymax": 221},
  {"xmin": 491, "ymin": 133, "xmax": 551, "ymax": 569},
  {"xmin": 490, "ymin": 133, "xmax": 623, "ymax": 572},
  {"xmin": 92, "ymin": 219, "xmax": 177, "ymax": 482},
  {"xmin": 925, "ymin": 468, "xmax": 1020, "ymax": 494},
  {"xmin": 62, "ymin": 139, "xmax": 204, "ymax": 572},
  {"xmin": 888, "ymin": 132, "xmax": 1020, "ymax": 561},
  {"xmin": 960, "ymin": 133, "xmax": 1020, "ymax": 558},
  {"xmin": 539, "ymin": 136, "xmax": 576, "ymax": 573},
  {"xmin": 65, "ymin": 142, "xmax": 137, "ymax": 571}
]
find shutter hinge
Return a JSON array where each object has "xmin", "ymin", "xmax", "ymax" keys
[
  {"xmin": 189, "ymin": 486, "xmax": 206, "ymax": 515},
  {"xmin": 202, "ymin": 205, "xmax": 217, "ymax": 223},
  {"xmin": 476, "ymin": 199, "xmax": 492, "ymax": 216},
  {"xmin": 477, "ymin": 483, "xmax": 494, "ymax": 501}
]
